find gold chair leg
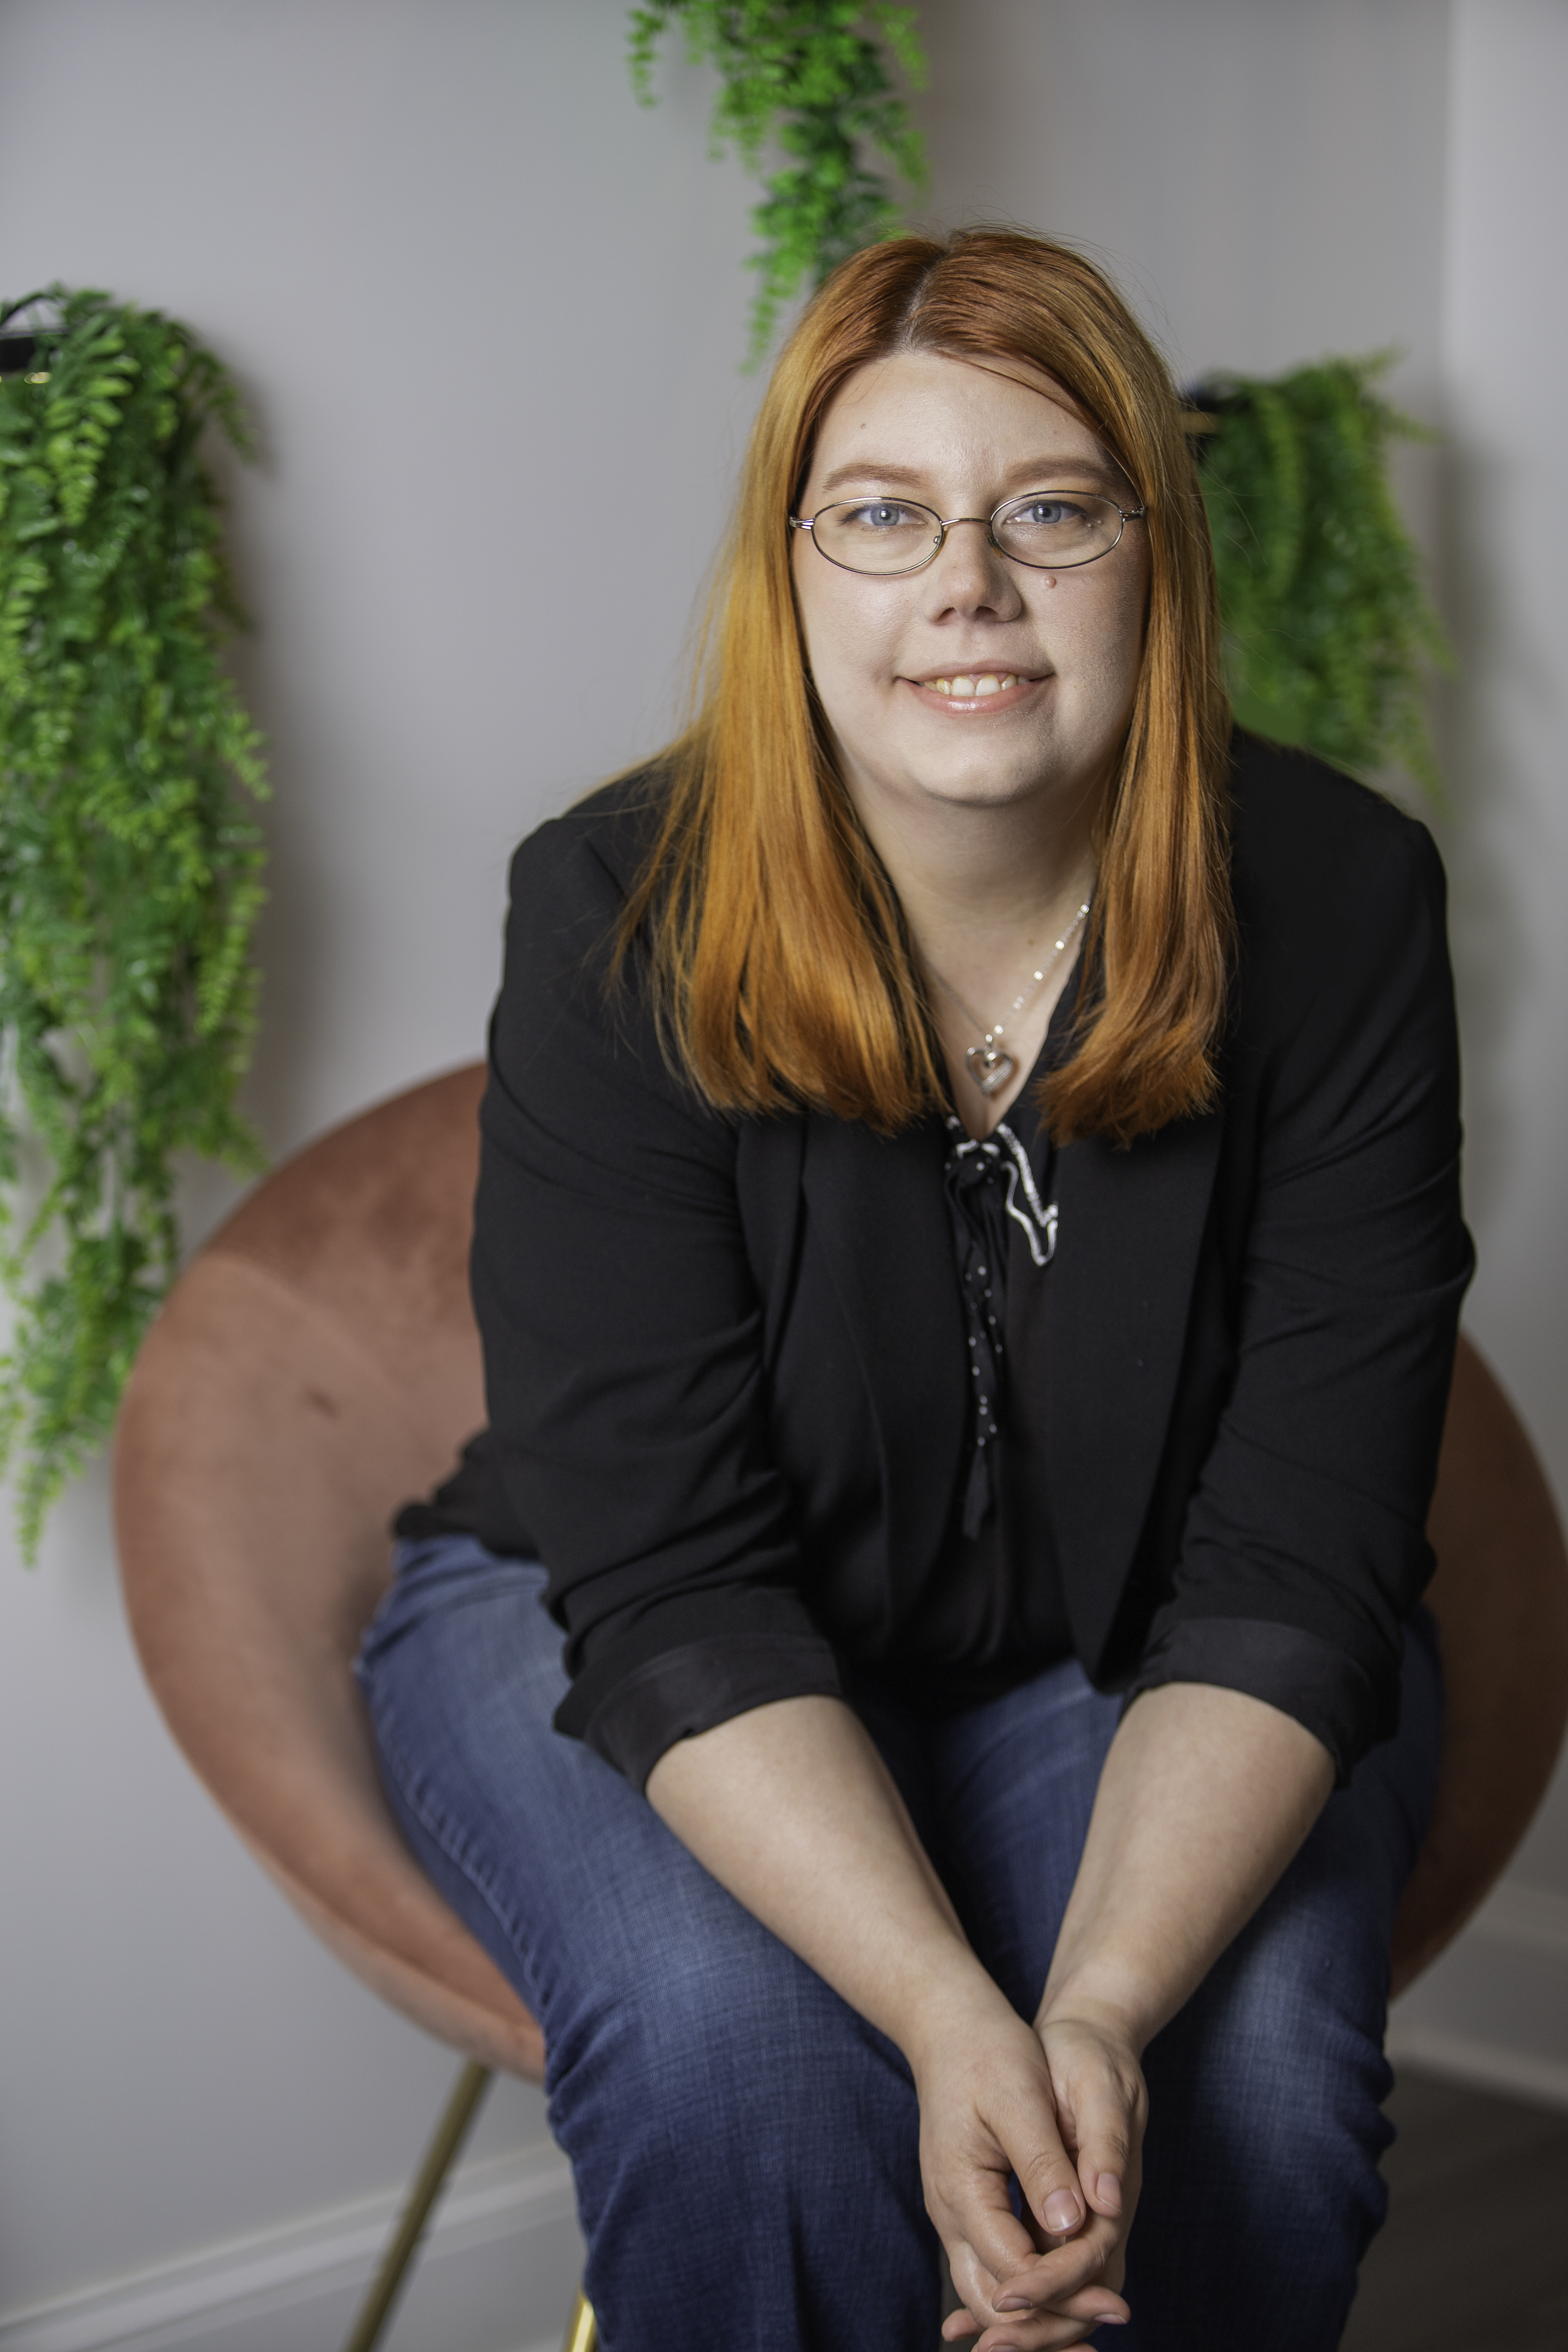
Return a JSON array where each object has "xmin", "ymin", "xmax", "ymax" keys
[
  {"xmin": 561, "ymin": 2283, "xmax": 599, "ymax": 2352},
  {"xmin": 341, "ymin": 2058, "xmax": 494, "ymax": 2352}
]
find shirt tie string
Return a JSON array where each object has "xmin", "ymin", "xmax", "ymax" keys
[{"xmin": 942, "ymin": 1116, "xmax": 1058, "ymax": 1540}]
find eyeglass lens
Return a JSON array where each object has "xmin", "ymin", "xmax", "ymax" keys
[{"xmin": 808, "ymin": 492, "xmax": 1128, "ymax": 576}]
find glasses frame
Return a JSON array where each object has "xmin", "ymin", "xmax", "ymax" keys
[{"xmin": 789, "ymin": 489, "xmax": 1147, "ymax": 578}]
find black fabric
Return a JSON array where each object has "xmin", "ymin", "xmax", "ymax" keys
[
  {"xmin": 403, "ymin": 735, "xmax": 1473, "ymax": 1789},
  {"xmin": 885, "ymin": 1091, "xmax": 1073, "ymax": 1709},
  {"xmin": 1122, "ymin": 1617, "xmax": 1381, "ymax": 1788},
  {"xmin": 576, "ymin": 1633, "xmax": 846, "ymax": 1791}
]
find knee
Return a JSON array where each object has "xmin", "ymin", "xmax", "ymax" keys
[
  {"xmin": 566, "ymin": 1904, "xmax": 901, "ymax": 2123},
  {"xmin": 547, "ymin": 1898, "xmax": 916, "ymax": 2203},
  {"xmin": 1142, "ymin": 1887, "xmax": 1393, "ymax": 2252}
]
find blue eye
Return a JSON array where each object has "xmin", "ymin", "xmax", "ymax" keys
[
  {"xmin": 1012, "ymin": 497, "xmax": 1090, "ymax": 529},
  {"xmin": 845, "ymin": 501, "xmax": 924, "ymax": 530}
]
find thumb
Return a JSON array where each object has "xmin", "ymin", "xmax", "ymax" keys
[
  {"xmin": 1066, "ymin": 2073, "xmax": 1140, "ymax": 2221},
  {"xmin": 1013, "ymin": 2127, "xmax": 1092, "ymax": 2243}
]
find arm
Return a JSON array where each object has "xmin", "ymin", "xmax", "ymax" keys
[
  {"xmin": 474, "ymin": 803, "xmax": 846, "ymax": 1778},
  {"xmin": 954, "ymin": 1684, "xmax": 1332, "ymax": 2345},
  {"xmin": 647, "ymin": 1695, "xmax": 1135, "ymax": 2345},
  {"xmin": 648, "ymin": 1683, "xmax": 1331, "ymax": 2351}
]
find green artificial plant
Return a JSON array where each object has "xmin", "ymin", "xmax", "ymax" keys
[
  {"xmin": 0, "ymin": 286, "xmax": 269, "ymax": 1555},
  {"xmin": 1193, "ymin": 354, "xmax": 1450, "ymax": 790},
  {"xmin": 628, "ymin": 0, "xmax": 929, "ymax": 365}
]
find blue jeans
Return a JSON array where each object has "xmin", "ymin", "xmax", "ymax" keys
[{"xmin": 356, "ymin": 1537, "xmax": 1441, "ymax": 2351}]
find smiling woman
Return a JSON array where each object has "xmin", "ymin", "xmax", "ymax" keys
[
  {"xmin": 620, "ymin": 233, "xmax": 1231, "ymax": 1147},
  {"xmin": 358, "ymin": 230, "xmax": 1472, "ymax": 2352},
  {"xmin": 788, "ymin": 346, "xmax": 1152, "ymax": 1135}
]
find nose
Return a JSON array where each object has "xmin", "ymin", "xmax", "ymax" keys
[{"xmin": 924, "ymin": 516, "xmax": 1024, "ymax": 616}]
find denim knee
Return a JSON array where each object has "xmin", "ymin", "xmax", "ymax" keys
[
  {"xmin": 1121, "ymin": 1630, "xmax": 1442, "ymax": 2352},
  {"xmin": 1129, "ymin": 1907, "xmax": 1391, "ymax": 2351},
  {"xmin": 548, "ymin": 1892, "xmax": 934, "ymax": 2348},
  {"xmin": 548, "ymin": 1885, "xmax": 918, "ymax": 2199}
]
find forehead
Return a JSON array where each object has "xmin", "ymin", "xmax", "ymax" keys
[{"xmin": 807, "ymin": 348, "xmax": 1114, "ymax": 489}]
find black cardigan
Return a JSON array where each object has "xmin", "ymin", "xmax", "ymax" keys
[{"xmin": 417, "ymin": 734, "xmax": 1472, "ymax": 1790}]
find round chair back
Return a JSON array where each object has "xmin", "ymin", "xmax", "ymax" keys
[
  {"xmin": 114, "ymin": 1064, "xmax": 542, "ymax": 2078},
  {"xmin": 113, "ymin": 1065, "xmax": 1568, "ymax": 2049}
]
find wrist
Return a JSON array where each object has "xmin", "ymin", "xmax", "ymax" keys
[
  {"xmin": 1034, "ymin": 1971, "xmax": 1156, "ymax": 2058},
  {"xmin": 896, "ymin": 1952, "xmax": 1022, "ymax": 2080}
]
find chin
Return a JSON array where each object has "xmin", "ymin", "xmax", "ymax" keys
[{"xmin": 909, "ymin": 760, "xmax": 1057, "ymax": 813}]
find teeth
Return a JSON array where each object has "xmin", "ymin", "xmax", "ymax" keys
[{"xmin": 927, "ymin": 674, "xmax": 1018, "ymax": 697}]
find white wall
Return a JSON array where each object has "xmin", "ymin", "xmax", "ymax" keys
[
  {"xmin": 1381, "ymin": 0, "xmax": 1568, "ymax": 2096},
  {"xmin": 0, "ymin": 4, "xmax": 762, "ymax": 2343},
  {"xmin": 0, "ymin": 2, "xmax": 1563, "ymax": 2343}
]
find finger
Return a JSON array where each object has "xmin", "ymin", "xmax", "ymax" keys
[
  {"xmin": 984, "ymin": 2216, "xmax": 1123, "ymax": 2316},
  {"xmin": 973, "ymin": 2307, "xmax": 1117, "ymax": 2352},
  {"xmin": 949, "ymin": 2285, "xmax": 1107, "ymax": 2352},
  {"xmin": 1011, "ymin": 2121, "xmax": 1094, "ymax": 2244},
  {"xmin": 1060, "ymin": 2074, "xmax": 1137, "ymax": 2223},
  {"xmin": 995, "ymin": 2281, "xmax": 1130, "ymax": 2328},
  {"xmin": 950, "ymin": 2230, "xmax": 1129, "ymax": 2341},
  {"xmin": 936, "ymin": 2150, "xmax": 1057, "ymax": 2285}
]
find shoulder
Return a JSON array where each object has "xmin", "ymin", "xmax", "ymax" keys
[
  {"xmin": 1226, "ymin": 731, "xmax": 1446, "ymax": 1005},
  {"xmin": 489, "ymin": 760, "xmax": 731, "ymax": 1142},
  {"xmin": 507, "ymin": 763, "xmax": 670, "ymax": 924}
]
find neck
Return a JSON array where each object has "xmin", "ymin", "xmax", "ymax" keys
[{"xmin": 847, "ymin": 771, "xmax": 1102, "ymax": 990}]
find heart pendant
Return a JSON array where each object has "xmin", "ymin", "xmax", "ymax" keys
[{"xmin": 965, "ymin": 1044, "xmax": 1016, "ymax": 1097}]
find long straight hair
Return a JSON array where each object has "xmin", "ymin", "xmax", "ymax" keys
[{"xmin": 619, "ymin": 229, "xmax": 1233, "ymax": 1144}]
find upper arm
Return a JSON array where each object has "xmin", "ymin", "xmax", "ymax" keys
[
  {"xmin": 472, "ymin": 818, "xmax": 837, "ymax": 1780},
  {"xmin": 1132, "ymin": 808, "xmax": 1473, "ymax": 1771}
]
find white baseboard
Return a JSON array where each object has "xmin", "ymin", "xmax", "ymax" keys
[{"xmin": 0, "ymin": 2142, "xmax": 581, "ymax": 2352}]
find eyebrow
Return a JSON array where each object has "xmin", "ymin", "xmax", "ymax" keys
[{"xmin": 816, "ymin": 454, "xmax": 1127, "ymax": 498}]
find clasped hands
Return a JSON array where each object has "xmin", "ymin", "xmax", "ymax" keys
[{"xmin": 912, "ymin": 1990, "xmax": 1147, "ymax": 2350}]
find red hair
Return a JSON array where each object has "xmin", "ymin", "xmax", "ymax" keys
[{"xmin": 619, "ymin": 229, "xmax": 1232, "ymax": 1143}]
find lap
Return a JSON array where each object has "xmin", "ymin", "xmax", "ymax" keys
[
  {"xmin": 359, "ymin": 1538, "xmax": 934, "ymax": 2344},
  {"xmin": 358, "ymin": 1538, "xmax": 833, "ymax": 2060},
  {"xmin": 357, "ymin": 1535, "xmax": 1441, "ymax": 2350}
]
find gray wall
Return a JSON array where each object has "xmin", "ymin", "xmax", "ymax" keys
[{"xmin": 0, "ymin": 3, "xmax": 1561, "ymax": 2343}]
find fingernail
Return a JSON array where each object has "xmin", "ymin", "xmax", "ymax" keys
[
  {"xmin": 994, "ymin": 2295, "xmax": 1033, "ymax": 2312},
  {"xmin": 1044, "ymin": 2189, "xmax": 1082, "ymax": 2232},
  {"xmin": 1095, "ymin": 2169, "xmax": 1123, "ymax": 2210}
]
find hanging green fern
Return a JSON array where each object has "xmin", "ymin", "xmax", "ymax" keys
[
  {"xmin": 0, "ymin": 286, "xmax": 269, "ymax": 1556},
  {"xmin": 628, "ymin": 0, "xmax": 929, "ymax": 365},
  {"xmin": 1192, "ymin": 354, "xmax": 1450, "ymax": 790}
]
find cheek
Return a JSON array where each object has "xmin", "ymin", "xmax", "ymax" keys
[
  {"xmin": 793, "ymin": 564, "xmax": 895, "ymax": 708},
  {"xmin": 1060, "ymin": 574, "xmax": 1146, "ymax": 711}
]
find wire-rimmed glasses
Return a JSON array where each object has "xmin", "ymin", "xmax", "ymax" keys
[{"xmin": 789, "ymin": 489, "xmax": 1145, "ymax": 577}]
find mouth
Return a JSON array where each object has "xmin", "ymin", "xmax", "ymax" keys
[{"xmin": 903, "ymin": 670, "xmax": 1046, "ymax": 713}]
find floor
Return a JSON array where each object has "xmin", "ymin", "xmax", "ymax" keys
[
  {"xmin": 936, "ymin": 2068, "xmax": 1568, "ymax": 2348},
  {"xmin": 1341, "ymin": 2067, "xmax": 1568, "ymax": 2352}
]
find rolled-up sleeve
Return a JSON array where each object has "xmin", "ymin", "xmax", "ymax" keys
[
  {"xmin": 472, "ymin": 805, "xmax": 840, "ymax": 1789},
  {"xmin": 1123, "ymin": 809, "xmax": 1474, "ymax": 1782}
]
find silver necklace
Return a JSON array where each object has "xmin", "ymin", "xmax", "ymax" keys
[{"xmin": 929, "ymin": 897, "xmax": 1091, "ymax": 1098}]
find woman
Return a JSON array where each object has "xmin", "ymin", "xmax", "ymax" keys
[{"xmin": 359, "ymin": 229, "xmax": 1470, "ymax": 2350}]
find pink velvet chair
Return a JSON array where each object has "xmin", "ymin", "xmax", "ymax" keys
[{"xmin": 112, "ymin": 1064, "xmax": 1568, "ymax": 2352}]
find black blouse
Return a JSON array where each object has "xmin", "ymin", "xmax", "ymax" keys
[
  {"xmin": 401, "ymin": 1068, "xmax": 1076, "ymax": 1714},
  {"xmin": 397, "ymin": 736, "xmax": 1473, "ymax": 1793}
]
